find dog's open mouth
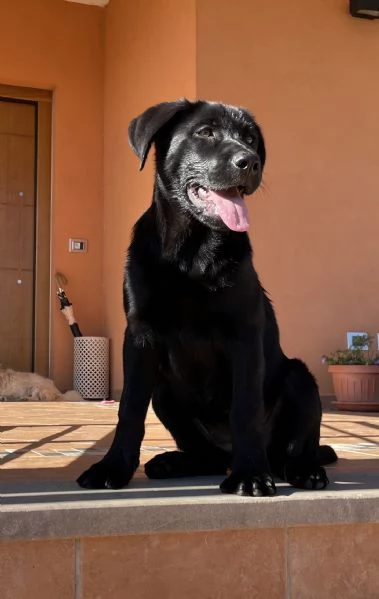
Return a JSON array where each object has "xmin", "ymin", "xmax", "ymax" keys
[{"xmin": 187, "ymin": 185, "xmax": 249, "ymax": 232}]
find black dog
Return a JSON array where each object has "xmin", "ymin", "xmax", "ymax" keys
[{"xmin": 77, "ymin": 99, "xmax": 337, "ymax": 496}]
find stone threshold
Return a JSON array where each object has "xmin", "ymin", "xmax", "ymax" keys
[{"xmin": 2, "ymin": 471, "xmax": 379, "ymax": 540}]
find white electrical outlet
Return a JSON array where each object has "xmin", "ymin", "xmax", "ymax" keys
[
  {"xmin": 346, "ymin": 331, "xmax": 369, "ymax": 350},
  {"xmin": 69, "ymin": 238, "xmax": 88, "ymax": 253}
]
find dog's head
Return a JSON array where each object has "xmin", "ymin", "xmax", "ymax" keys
[{"xmin": 129, "ymin": 99, "xmax": 265, "ymax": 233}]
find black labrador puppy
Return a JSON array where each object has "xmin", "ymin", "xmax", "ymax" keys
[{"xmin": 78, "ymin": 99, "xmax": 337, "ymax": 496}]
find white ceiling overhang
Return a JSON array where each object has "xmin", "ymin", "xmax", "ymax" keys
[{"xmin": 64, "ymin": 0, "xmax": 110, "ymax": 7}]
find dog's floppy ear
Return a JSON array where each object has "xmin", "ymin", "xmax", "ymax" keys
[
  {"xmin": 128, "ymin": 99, "xmax": 191, "ymax": 170},
  {"xmin": 255, "ymin": 122, "xmax": 266, "ymax": 170}
]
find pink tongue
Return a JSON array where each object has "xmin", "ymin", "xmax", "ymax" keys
[{"xmin": 208, "ymin": 188, "xmax": 249, "ymax": 232}]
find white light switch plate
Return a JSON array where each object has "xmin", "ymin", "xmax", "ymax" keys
[{"xmin": 69, "ymin": 238, "xmax": 88, "ymax": 253}]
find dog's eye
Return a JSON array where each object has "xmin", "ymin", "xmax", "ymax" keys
[
  {"xmin": 245, "ymin": 135, "xmax": 256, "ymax": 146},
  {"xmin": 196, "ymin": 127, "xmax": 214, "ymax": 138}
]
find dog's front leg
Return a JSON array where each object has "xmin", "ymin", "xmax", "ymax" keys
[
  {"xmin": 77, "ymin": 328, "xmax": 158, "ymax": 490},
  {"xmin": 220, "ymin": 334, "xmax": 276, "ymax": 497}
]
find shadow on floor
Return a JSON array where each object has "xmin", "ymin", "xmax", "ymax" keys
[{"xmin": 2, "ymin": 457, "xmax": 379, "ymax": 505}]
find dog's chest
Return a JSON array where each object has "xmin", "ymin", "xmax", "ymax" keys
[{"xmin": 150, "ymin": 271, "xmax": 234, "ymax": 336}]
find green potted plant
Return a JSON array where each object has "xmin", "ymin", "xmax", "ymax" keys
[{"xmin": 322, "ymin": 334, "xmax": 379, "ymax": 411}]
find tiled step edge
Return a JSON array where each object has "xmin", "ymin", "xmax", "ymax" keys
[{"xmin": 2, "ymin": 483, "xmax": 379, "ymax": 540}]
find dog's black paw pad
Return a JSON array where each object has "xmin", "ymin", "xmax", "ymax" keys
[
  {"xmin": 220, "ymin": 472, "xmax": 276, "ymax": 497},
  {"xmin": 144, "ymin": 452, "xmax": 193, "ymax": 479},
  {"xmin": 286, "ymin": 466, "xmax": 329, "ymax": 490},
  {"xmin": 145, "ymin": 451, "xmax": 228, "ymax": 479},
  {"xmin": 103, "ymin": 476, "xmax": 129, "ymax": 490},
  {"xmin": 77, "ymin": 463, "xmax": 107, "ymax": 489},
  {"xmin": 145, "ymin": 454, "xmax": 176, "ymax": 479},
  {"xmin": 77, "ymin": 460, "xmax": 134, "ymax": 490}
]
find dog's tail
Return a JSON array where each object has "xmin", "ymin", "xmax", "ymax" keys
[{"xmin": 62, "ymin": 390, "xmax": 83, "ymax": 402}]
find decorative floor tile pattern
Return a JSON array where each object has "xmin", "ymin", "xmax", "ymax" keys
[{"xmin": 1, "ymin": 401, "xmax": 379, "ymax": 482}]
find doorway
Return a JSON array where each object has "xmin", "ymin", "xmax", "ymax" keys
[{"xmin": 0, "ymin": 85, "xmax": 52, "ymax": 375}]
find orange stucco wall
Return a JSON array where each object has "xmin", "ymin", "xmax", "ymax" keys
[
  {"xmin": 103, "ymin": 0, "xmax": 196, "ymax": 393},
  {"xmin": 197, "ymin": 0, "xmax": 379, "ymax": 393},
  {"xmin": 0, "ymin": 0, "xmax": 104, "ymax": 390},
  {"xmin": 104, "ymin": 0, "xmax": 379, "ymax": 395},
  {"xmin": 1, "ymin": 0, "xmax": 378, "ymax": 396}
]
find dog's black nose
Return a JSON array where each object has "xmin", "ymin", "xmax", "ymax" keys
[{"xmin": 233, "ymin": 153, "xmax": 260, "ymax": 172}]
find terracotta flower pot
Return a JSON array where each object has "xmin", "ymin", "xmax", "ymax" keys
[{"xmin": 328, "ymin": 364, "xmax": 379, "ymax": 411}]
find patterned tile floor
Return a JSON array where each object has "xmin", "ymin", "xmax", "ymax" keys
[{"xmin": 1, "ymin": 401, "xmax": 379, "ymax": 483}]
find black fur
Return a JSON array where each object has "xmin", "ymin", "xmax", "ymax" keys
[{"xmin": 77, "ymin": 99, "xmax": 337, "ymax": 496}]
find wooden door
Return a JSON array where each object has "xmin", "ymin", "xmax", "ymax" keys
[{"xmin": 0, "ymin": 99, "xmax": 37, "ymax": 371}]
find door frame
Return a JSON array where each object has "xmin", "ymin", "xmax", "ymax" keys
[{"xmin": 0, "ymin": 84, "xmax": 52, "ymax": 376}]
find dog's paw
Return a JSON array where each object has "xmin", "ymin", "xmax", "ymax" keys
[
  {"xmin": 220, "ymin": 470, "xmax": 276, "ymax": 497},
  {"xmin": 145, "ymin": 451, "xmax": 228, "ymax": 479},
  {"xmin": 285, "ymin": 464, "xmax": 329, "ymax": 490},
  {"xmin": 145, "ymin": 451, "xmax": 190, "ymax": 479},
  {"xmin": 77, "ymin": 457, "xmax": 136, "ymax": 490}
]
